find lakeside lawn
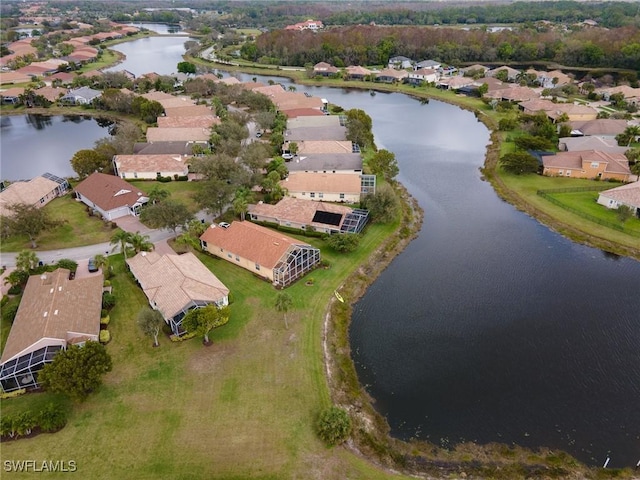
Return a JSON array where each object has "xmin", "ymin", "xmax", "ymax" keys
[
  {"xmin": 1, "ymin": 221, "xmax": 410, "ymax": 480},
  {"xmin": 0, "ymin": 194, "xmax": 115, "ymax": 252},
  {"xmin": 128, "ymin": 180, "xmax": 203, "ymax": 215}
]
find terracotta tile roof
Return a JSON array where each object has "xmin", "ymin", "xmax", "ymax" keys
[
  {"xmin": 126, "ymin": 252, "xmax": 229, "ymax": 320},
  {"xmin": 163, "ymin": 105, "xmax": 214, "ymax": 117},
  {"xmin": 285, "ymin": 125, "xmax": 346, "ymax": 142},
  {"xmin": 375, "ymin": 68, "xmax": 409, "ymax": 80},
  {"xmin": 281, "ymin": 108, "xmax": 326, "ymax": 118},
  {"xmin": 34, "ymin": 86, "xmax": 66, "ymax": 102},
  {"xmin": 559, "ymin": 136, "xmax": 627, "ymax": 154},
  {"xmin": 0, "ymin": 269, "xmax": 103, "ymax": 364},
  {"xmin": 249, "ymin": 196, "xmax": 353, "ymax": 228},
  {"xmin": 200, "ymin": 221, "xmax": 309, "ymax": 269},
  {"xmin": 141, "ymin": 91, "xmax": 176, "ymax": 102},
  {"xmin": 568, "ymin": 119, "xmax": 628, "ymax": 136},
  {"xmin": 146, "ymin": 127, "xmax": 211, "ymax": 143},
  {"xmin": 0, "ymin": 71, "xmax": 34, "ymax": 84},
  {"xmin": 157, "ymin": 115, "xmax": 220, "ymax": 128},
  {"xmin": 0, "ymin": 176, "xmax": 60, "ymax": 217},
  {"xmin": 543, "ymin": 150, "xmax": 631, "ymax": 174},
  {"xmin": 281, "ymin": 172, "xmax": 362, "ymax": 194},
  {"xmin": 599, "ymin": 181, "xmax": 640, "ymax": 208},
  {"xmin": 0, "ymin": 87, "xmax": 24, "ymax": 98},
  {"xmin": 154, "ymin": 96, "xmax": 197, "ymax": 109},
  {"xmin": 345, "ymin": 65, "xmax": 372, "ymax": 76},
  {"xmin": 287, "ymin": 116, "xmax": 341, "ymax": 129},
  {"xmin": 113, "ymin": 154, "xmax": 191, "ymax": 174},
  {"xmin": 74, "ymin": 172, "xmax": 148, "ymax": 212}
]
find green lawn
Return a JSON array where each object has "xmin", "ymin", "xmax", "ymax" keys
[
  {"xmin": 129, "ymin": 180, "xmax": 203, "ymax": 214},
  {"xmin": 1, "ymin": 194, "xmax": 116, "ymax": 252},
  {"xmin": 0, "ymin": 223, "xmax": 411, "ymax": 480}
]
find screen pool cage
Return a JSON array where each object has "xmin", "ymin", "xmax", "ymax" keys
[
  {"xmin": 273, "ymin": 245, "xmax": 321, "ymax": 287},
  {"xmin": 0, "ymin": 345, "xmax": 62, "ymax": 393}
]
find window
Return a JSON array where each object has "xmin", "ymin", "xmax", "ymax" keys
[
  {"xmin": 566, "ymin": 170, "xmax": 571, "ymax": 176},
  {"xmin": 318, "ymin": 193, "xmax": 324, "ymax": 198},
  {"xmin": 310, "ymin": 193, "xmax": 316, "ymax": 198},
  {"xmin": 339, "ymin": 193, "xmax": 345, "ymax": 199},
  {"xmin": 591, "ymin": 162, "xmax": 599, "ymax": 168},
  {"xmin": 558, "ymin": 170, "xmax": 564, "ymax": 176},
  {"xmin": 157, "ymin": 172, "xmax": 161, "ymax": 177},
  {"xmin": 227, "ymin": 253, "xmax": 232, "ymax": 258},
  {"xmin": 220, "ymin": 248, "xmax": 224, "ymax": 252},
  {"xmin": 255, "ymin": 263, "xmax": 260, "ymax": 271},
  {"xmin": 235, "ymin": 255, "xmax": 239, "ymax": 262},
  {"xmin": 133, "ymin": 172, "xmax": 138, "ymax": 178}
]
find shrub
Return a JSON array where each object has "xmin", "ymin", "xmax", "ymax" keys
[
  {"xmin": 177, "ymin": 175, "xmax": 188, "ymax": 181},
  {"xmin": 38, "ymin": 403, "xmax": 68, "ymax": 432},
  {"xmin": 99, "ymin": 330, "xmax": 111, "ymax": 344},
  {"xmin": 7, "ymin": 285, "xmax": 22, "ymax": 295},
  {"xmin": 102, "ymin": 292, "xmax": 116, "ymax": 310},
  {"xmin": 2, "ymin": 299, "xmax": 20, "ymax": 323},
  {"xmin": 0, "ymin": 388, "xmax": 26, "ymax": 400},
  {"xmin": 100, "ymin": 315, "xmax": 110, "ymax": 326},
  {"xmin": 101, "ymin": 309, "xmax": 108, "ymax": 318},
  {"xmin": 316, "ymin": 406, "xmax": 351, "ymax": 446},
  {"xmin": 56, "ymin": 259, "xmax": 78, "ymax": 272}
]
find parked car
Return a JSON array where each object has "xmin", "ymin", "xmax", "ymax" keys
[
  {"xmin": 255, "ymin": 131, "xmax": 263, "ymax": 138},
  {"xmin": 218, "ymin": 222, "xmax": 230, "ymax": 229},
  {"xmin": 88, "ymin": 258, "xmax": 98, "ymax": 272},
  {"xmin": 282, "ymin": 153, "xmax": 294, "ymax": 160}
]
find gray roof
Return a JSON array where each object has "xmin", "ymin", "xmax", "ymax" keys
[
  {"xmin": 286, "ymin": 153, "xmax": 363, "ymax": 173},
  {"xmin": 285, "ymin": 125, "xmax": 347, "ymax": 142}
]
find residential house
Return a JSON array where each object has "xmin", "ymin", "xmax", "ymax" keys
[
  {"xmin": 285, "ymin": 19, "xmax": 324, "ymax": 31},
  {"xmin": 519, "ymin": 99, "xmax": 597, "ymax": 122},
  {"xmin": 112, "ymin": 154, "xmax": 191, "ymax": 180},
  {"xmin": 415, "ymin": 60, "xmax": 441, "ymax": 71},
  {"xmin": 126, "ymin": 251, "xmax": 229, "ymax": 335},
  {"xmin": 0, "ymin": 174, "xmax": 69, "ymax": 218},
  {"xmin": 156, "ymin": 115, "xmax": 219, "ymax": 129},
  {"xmin": 313, "ymin": 62, "xmax": 339, "ymax": 77},
  {"xmin": 345, "ymin": 65, "xmax": 372, "ymax": 80},
  {"xmin": 375, "ymin": 68, "xmax": 408, "ymax": 84},
  {"xmin": 0, "ymin": 87, "xmax": 24, "ymax": 104},
  {"xmin": 292, "ymin": 140, "xmax": 356, "ymax": 155},
  {"xmin": 461, "ymin": 64, "xmax": 489, "ymax": 76},
  {"xmin": 287, "ymin": 153, "xmax": 363, "ymax": 174},
  {"xmin": 0, "ymin": 269, "xmax": 103, "ymax": 393},
  {"xmin": 0, "ymin": 71, "xmax": 34, "ymax": 85},
  {"xmin": 60, "ymin": 86, "xmax": 102, "ymax": 105},
  {"xmin": 486, "ymin": 65, "xmax": 521, "ymax": 82},
  {"xmin": 146, "ymin": 127, "xmax": 211, "ymax": 143},
  {"xmin": 596, "ymin": 85, "xmax": 640, "ymax": 105},
  {"xmin": 74, "ymin": 172, "xmax": 149, "ymax": 220},
  {"xmin": 597, "ymin": 181, "xmax": 640, "ymax": 215},
  {"xmin": 437, "ymin": 76, "xmax": 475, "ymax": 91},
  {"xmin": 388, "ymin": 56, "xmax": 414, "ymax": 70},
  {"xmin": 558, "ymin": 136, "xmax": 628, "ymax": 154},
  {"xmin": 281, "ymin": 171, "xmax": 366, "ymax": 203},
  {"xmin": 568, "ymin": 119, "xmax": 628, "ymax": 139},
  {"xmin": 541, "ymin": 150, "xmax": 632, "ymax": 181},
  {"xmin": 248, "ymin": 196, "xmax": 369, "ymax": 234},
  {"xmin": 407, "ymin": 68, "xmax": 438, "ymax": 85},
  {"xmin": 199, "ymin": 221, "xmax": 321, "ymax": 287},
  {"xmin": 133, "ymin": 142, "xmax": 196, "ymax": 156}
]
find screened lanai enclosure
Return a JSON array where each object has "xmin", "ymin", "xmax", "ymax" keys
[
  {"xmin": 0, "ymin": 345, "xmax": 62, "ymax": 393},
  {"xmin": 273, "ymin": 244, "xmax": 321, "ymax": 287}
]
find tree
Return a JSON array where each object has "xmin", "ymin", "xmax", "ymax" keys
[
  {"xmin": 110, "ymin": 230, "xmax": 132, "ymax": 258},
  {"xmin": 616, "ymin": 126, "xmax": 640, "ymax": 147},
  {"xmin": 232, "ymin": 187, "xmax": 254, "ymax": 221},
  {"xmin": 177, "ymin": 61, "xmax": 196, "ymax": 75},
  {"xmin": 316, "ymin": 406, "xmax": 351, "ymax": 446},
  {"xmin": 38, "ymin": 403, "xmax": 68, "ymax": 433},
  {"xmin": 368, "ymin": 149, "xmax": 399, "ymax": 181},
  {"xmin": 38, "ymin": 341, "xmax": 113, "ymax": 402},
  {"xmin": 129, "ymin": 232, "xmax": 154, "ymax": 254},
  {"xmin": 194, "ymin": 178, "xmax": 235, "ymax": 218},
  {"xmin": 617, "ymin": 205, "xmax": 633, "ymax": 223},
  {"xmin": 500, "ymin": 152, "xmax": 540, "ymax": 175},
  {"xmin": 70, "ymin": 149, "xmax": 109, "ymax": 178},
  {"xmin": 274, "ymin": 292, "xmax": 293, "ymax": 329},
  {"xmin": 147, "ymin": 185, "xmax": 170, "ymax": 204},
  {"xmin": 2, "ymin": 203, "xmax": 62, "ymax": 248},
  {"xmin": 361, "ymin": 184, "xmax": 400, "ymax": 224},
  {"xmin": 324, "ymin": 233, "xmax": 361, "ymax": 253},
  {"xmin": 137, "ymin": 307, "xmax": 164, "ymax": 347},
  {"xmin": 140, "ymin": 200, "xmax": 193, "ymax": 237},
  {"xmin": 15, "ymin": 250, "xmax": 39, "ymax": 272},
  {"xmin": 93, "ymin": 254, "xmax": 108, "ymax": 273},
  {"xmin": 182, "ymin": 305, "xmax": 230, "ymax": 345}
]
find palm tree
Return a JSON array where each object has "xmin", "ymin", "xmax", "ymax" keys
[
  {"xmin": 93, "ymin": 254, "xmax": 109, "ymax": 272},
  {"xmin": 624, "ymin": 125, "xmax": 640, "ymax": 147},
  {"xmin": 15, "ymin": 250, "xmax": 39, "ymax": 272},
  {"xmin": 147, "ymin": 185, "xmax": 170, "ymax": 204},
  {"xmin": 129, "ymin": 232, "xmax": 153, "ymax": 254},
  {"xmin": 110, "ymin": 230, "xmax": 132, "ymax": 258},
  {"xmin": 274, "ymin": 292, "xmax": 293, "ymax": 329}
]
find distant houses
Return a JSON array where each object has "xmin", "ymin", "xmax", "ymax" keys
[{"xmin": 0, "ymin": 173, "xmax": 69, "ymax": 218}]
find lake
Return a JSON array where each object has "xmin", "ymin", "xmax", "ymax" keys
[{"xmin": 0, "ymin": 115, "xmax": 112, "ymax": 181}]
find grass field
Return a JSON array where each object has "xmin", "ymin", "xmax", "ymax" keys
[
  {"xmin": 1, "ymin": 222, "xmax": 411, "ymax": 479},
  {"xmin": 129, "ymin": 180, "xmax": 203, "ymax": 214},
  {"xmin": 1, "ymin": 194, "xmax": 116, "ymax": 252}
]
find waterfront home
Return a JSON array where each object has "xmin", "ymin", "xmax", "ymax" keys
[
  {"xmin": 0, "ymin": 269, "xmax": 102, "ymax": 393},
  {"xmin": 156, "ymin": 115, "xmax": 220, "ymax": 129},
  {"xmin": 248, "ymin": 196, "xmax": 369, "ymax": 234},
  {"xmin": 519, "ymin": 99, "xmax": 598, "ymax": 122},
  {"xmin": 485, "ymin": 65, "xmax": 521, "ymax": 82},
  {"xmin": 126, "ymin": 251, "xmax": 229, "ymax": 335},
  {"xmin": 112, "ymin": 154, "xmax": 191, "ymax": 180},
  {"xmin": 60, "ymin": 86, "xmax": 102, "ymax": 105},
  {"xmin": 292, "ymin": 140, "xmax": 356, "ymax": 155},
  {"xmin": 133, "ymin": 142, "xmax": 197, "ymax": 156},
  {"xmin": 199, "ymin": 221, "xmax": 321, "ymax": 288},
  {"xmin": 596, "ymin": 85, "xmax": 640, "ymax": 105},
  {"xmin": 281, "ymin": 171, "xmax": 367, "ymax": 203},
  {"xmin": 375, "ymin": 68, "xmax": 408, "ymax": 84},
  {"xmin": 558, "ymin": 136, "xmax": 628, "ymax": 154},
  {"xmin": 407, "ymin": 68, "xmax": 439, "ymax": 85},
  {"xmin": 597, "ymin": 181, "xmax": 640, "ymax": 215},
  {"xmin": 313, "ymin": 62, "xmax": 339, "ymax": 77},
  {"xmin": 388, "ymin": 56, "xmax": 414, "ymax": 70},
  {"xmin": 286, "ymin": 153, "xmax": 363, "ymax": 174},
  {"xmin": 437, "ymin": 76, "xmax": 476, "ymax": 91},
  {"xmin": 568, "ymin": 119, "xmax": 629, "ymax": 138},
  {"xmin": 74, "ymin": 172, "xmax": 149, "ymax": 220},
  {"xmin": 541, "ymin": 150, "xmax": 632, "ymax": 181},
  {"xmin": 415, "ymin": 59, "xmax": 442, "ymax": 71},
  {"xmin": 0, "ymin": 173, "xmax": 69, "ymax": 218},
  {"xmin": 344, "ymin": 65, "xmax": 372, "ymax": 80},
  {"xmin": 146, "ymin": 127, "xmax": 211, "ymax": 143},
  {"xmin": 0, "ymin": 87, "xmax": 24, "ymax": 104}
]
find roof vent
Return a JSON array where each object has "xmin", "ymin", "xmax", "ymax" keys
[
  {"xmin": 43, "ymin": 311, "xmax": 48, "ymax": 317},
  {"xmin": 54, "ymin": 310, "xmax": 59, "ymax": 315},
  {"xmin": 141, "ymin": 251, "xmax": 147, "ymax": 256},
  {"xmin": 58, "ymin": 286, "xmax": 62, "ymax": 291},
  {"xmin": 50, "ymin": 288, "xmax": 54, "ymax": 294}
]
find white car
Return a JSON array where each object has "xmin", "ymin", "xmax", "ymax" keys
[
  {"xmin": 218, "ymin": 222, "xmax": 230, "ymax": 229},
  {"xmin": 282, "ymin": 153, "xmax": 294, "ymax": 160}
]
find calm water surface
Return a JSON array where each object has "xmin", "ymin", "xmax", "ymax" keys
[{"xmin": 0, "ymin": 115, "xmax": 112, "ymax": 181}]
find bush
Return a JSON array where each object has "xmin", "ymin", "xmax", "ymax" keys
[
  {"xmin": 37, "ymin": 403, "xmax": 68, "ymax": 432},
  {"xmin": 56, "ymin": 259, "xmax": 78, "ymax": 272},
  {"xmin": 2, "ymin": 299, "xmax": 20, "ymax": 323},
  {"xmin": 102, "ymin": 292, "xmax": 116, "ymax": 310},
  {"xmin": 176, "ymin": 175, "xmax": 188, "ymax": 181},
  {"xmin": 316, "ymin": 406, "xmax": 351, "ymax": 446},
  {"xmin": 0, "ymin": 388, "xmax": 26, "ymax": 400},
  {"xmin": 7, "ymin": 285, "xmax": 22, "ymax": 295},
  {"xmin": 100, "ymin": 315, "xmax": 110, "ymax": 326},
  {"xmin": 99, "ymin": 330, "xmax": 111, "ymax": 344},
  {"xmin": 101, "ymin": 309, "xmax": 108, "ymax": 318},
  {"xmin": 157, "ymin": 176, "xmax": 172, "ymax": 183}
]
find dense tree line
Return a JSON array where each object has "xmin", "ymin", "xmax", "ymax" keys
[{"xmin": 250, "ymin": 24, "xmax": 640, "ymax": 71}]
